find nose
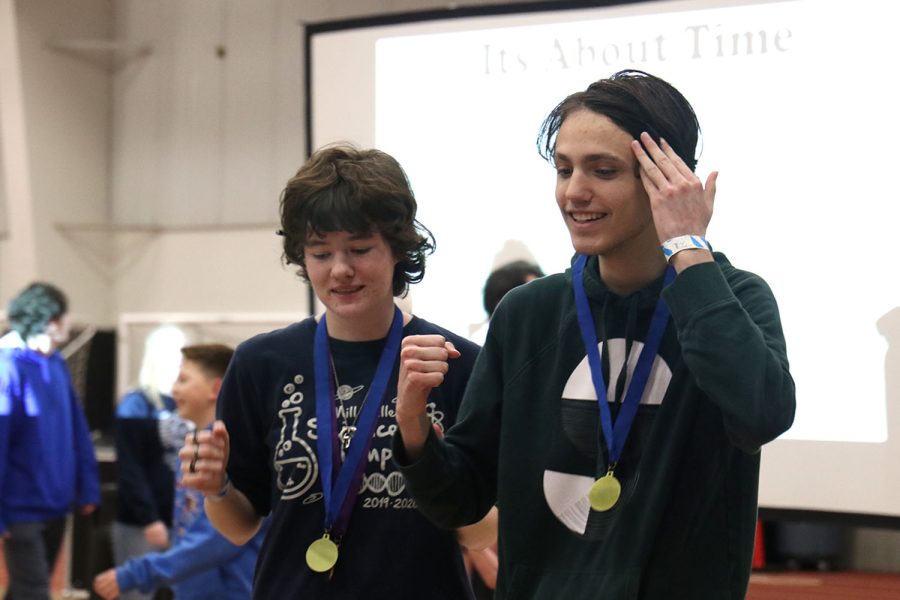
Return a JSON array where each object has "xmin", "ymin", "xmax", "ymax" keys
[
  {"xmin": 563, "ymin": 169, "xmax": 592, "ymax": 203},
  {"xmin": 331, "ymin": 254, "xmax": 355, "ymax": 279}
]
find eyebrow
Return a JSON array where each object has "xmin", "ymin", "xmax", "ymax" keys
[{"xmin": 555, "ymin": 151, "xmax": 626, "ymax": 164}]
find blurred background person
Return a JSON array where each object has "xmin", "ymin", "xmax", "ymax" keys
[
  {"xmin": 94, "ymin": 344, "xmax": 265, "ymax": 600},
  {"xmin": 469, "ymin": 260, "xmax": 544, "ymax": 345},
  {"xmin": 0, "ymin": 282, "xmax": 100, "ymax": 600},
  {"xmin": 112, "ymin": 325, "xmax": 187, "ymax": 600}
]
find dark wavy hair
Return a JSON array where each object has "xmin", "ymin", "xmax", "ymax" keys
[
  {"xmin": 279, "ymin": 144, "xmax": 434, "ymax": 297},
  {"xmin": 537, "ymin": 69, "xmax": 701, "ymax": 172},
  {"xmin": 7, "ymin": 282, "xmax": 68, "ymax": 339}
]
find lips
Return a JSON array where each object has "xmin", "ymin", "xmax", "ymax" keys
[
  {"xmin": 332, "ymin": 286, "xmax": 364, "ymax": 295},
  {"xmin": 570, "ymin": 211, "xmax": 608, "ymax": 223}
]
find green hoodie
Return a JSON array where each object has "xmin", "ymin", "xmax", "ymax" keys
[{"xmin": 397, "ymin": 254, "xmax": 795, "ymax": 599}]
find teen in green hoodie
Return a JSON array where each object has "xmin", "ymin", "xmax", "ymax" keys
[{"xmin": 394, "ymin": 70, "xmax": 796, "ymax": 599}]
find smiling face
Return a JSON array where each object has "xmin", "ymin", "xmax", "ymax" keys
[
  {"xmin": 304, "ymin": 229, "xmax": 399, "ymax": 340},
  {"xmin": 554, "ymin": 109, "xmax": 658, "ymax": 260}
]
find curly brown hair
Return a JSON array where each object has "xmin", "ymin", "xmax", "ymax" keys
[{"xmin": 279, "ymin": 144, "xmax": 434, "ymax": 297}]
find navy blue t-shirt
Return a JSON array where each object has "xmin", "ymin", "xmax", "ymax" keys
[{"xmin": 219, "ymin": 315, "xmax": 479, "ymax": 599}]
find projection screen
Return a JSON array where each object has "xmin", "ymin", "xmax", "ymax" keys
[{"xmin": 307, "ymin": 0, "xmax": 900, "ymax": 520}]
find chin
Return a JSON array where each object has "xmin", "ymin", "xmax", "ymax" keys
[
  {"xmin": 570, "ymin": 239, "xmax": 604, "ymax": 257},
  {"xmin": 327, "ymin": 302, "xmax": 368, "ymax": 320}
]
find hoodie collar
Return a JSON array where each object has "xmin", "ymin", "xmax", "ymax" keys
[
  {"xmin": 578, "ymin": 254, "xmax": 667, "ymax": 308},
  {"xmin": 0, "ymin": 330, "xmax": 25, "ymax": 349}
]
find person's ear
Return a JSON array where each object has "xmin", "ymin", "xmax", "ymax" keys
[
  {"xmin": 45, "ymin": 319, "xmax": 60, "ymax": 336},
  {"xmin": 210, "ymin": 377, "xmax": 223, "ymax": 401},
  {"xmin": 44, "ymin": 316, "xmax": 71, "ymax": 345}
]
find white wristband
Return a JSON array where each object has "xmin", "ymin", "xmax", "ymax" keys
[{"xmin": 661, "ymin": 235, "xmax": 711, "ymax": 261}]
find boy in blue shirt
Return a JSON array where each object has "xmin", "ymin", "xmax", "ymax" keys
[{"xmin": 94, "ymin": 344, "xmax": 265, "ymax": 600}]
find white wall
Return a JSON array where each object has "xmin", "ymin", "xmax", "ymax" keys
[
  {"xmin": 109, "ymin": 0, "xmax": 305, "ymax": 320},
  {"xmin": 107, "ymin": 0, "xmax": 552, "ymax": 321},
  {"xmin": 1, "ymin": 0, "xmax": 111, "ymax": 320},
  {"xmin": 3, "ymin": 0, "xmax": 548, "ymax": 322}
]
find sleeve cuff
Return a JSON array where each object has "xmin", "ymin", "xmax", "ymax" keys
[
  {"xmin": 662, "ymin": 260, "xmax": 734, "ymax": 328},
  {"xmin": 392, "ymin": 428, "xmax": 451, "ymax": 491},
  {"xmin": 116, "ymin": 565, "xmax": 137, "ymax": 593}
]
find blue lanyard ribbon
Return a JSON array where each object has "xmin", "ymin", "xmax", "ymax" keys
[
  {"xmin": 572, "ymin": 255, "xmax": 674, "ymax": 467},
  {"xmin": 313, "ymin": 306, "xmax": 403, "ymax": 536}
]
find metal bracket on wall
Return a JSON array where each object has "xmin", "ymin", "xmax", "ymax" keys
[
  {"xmin": 46, "ymin": 38, "xmax": 152, "ymax": 72},
  {"xmin": 54, "ymin": 221, "xmax": 280, "ymax": 281},
  {"xmin": 54, "ymin": 222, "xmax": 162, "ymax": 282}
]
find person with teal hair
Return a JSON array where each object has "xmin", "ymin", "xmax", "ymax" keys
[{"xmin": 0, "ymin": 282, "xmax": 99, "ymax": 600}]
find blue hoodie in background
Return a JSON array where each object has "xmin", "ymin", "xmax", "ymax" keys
[{"xmin": 0, "ymin": 331, "xmax": 101, "ymax": 535}]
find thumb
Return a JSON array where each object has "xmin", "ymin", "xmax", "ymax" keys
[
  {"xmin": 211, "ymin": 420, "xmax": 230, "ymax": 454},
  {"xmin": 432, "ymin": 423, "xmax": 445, "ymax": 440},
  {"xmin": 212, "ymin": 419, "xmax": 229, "ymax": 441},
  {"xmin": 445, "ymin": 341, "xmax": 461, "ymax": 359}
]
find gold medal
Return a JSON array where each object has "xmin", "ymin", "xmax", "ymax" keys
[
  {"xmin": 306, "ymin": 534, "xmax": 339, "ymax": 573},
  {"xmin": 588, "ymin": 470, "xmax": 621, "ymax": 512}
]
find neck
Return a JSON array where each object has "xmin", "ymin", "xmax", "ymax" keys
[
  {"xmin": 325, "ymin": 303, "xmax": 397, "ymax": 342},
  {"xmin": 598, "ymin": 244, "xmax": 667, "ymax": 297},
  {"xmin": 25, "ymin": 333, "xmax": 55, "ymax": 356},
  {"xmin": 192, "ymin": 410, "xmax": 216, "ymax": 429}
]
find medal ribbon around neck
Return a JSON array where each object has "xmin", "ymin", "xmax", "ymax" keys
[
  {"xmin": 572, "ymin": 254, "xmax": 673, "ymax": 510},
  {"xmin": 313, "ymin": 306, "xmax": 403, "ymax": 539}
]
